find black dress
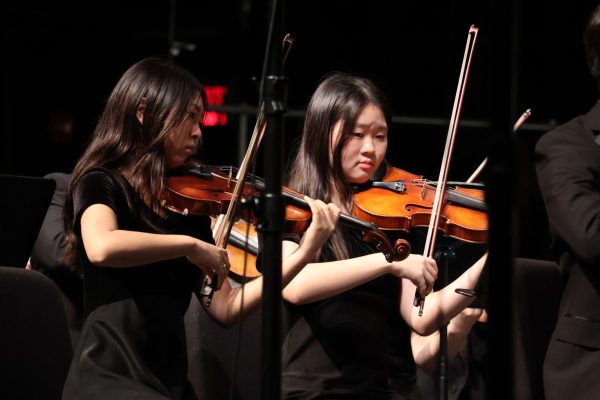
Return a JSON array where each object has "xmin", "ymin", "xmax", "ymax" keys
[
  {"xmin": 62, "ymin": 169, "xmax": 212, "ymax": 400},
  {"xmin": 281, "ymin": 227, "xmax": 419, "ymax": 400}
]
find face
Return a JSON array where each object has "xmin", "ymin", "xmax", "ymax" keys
[
  {"xmin": 165, "ymin": 95, "xmax": 204, "ymax": 169},
  {"xmin": 331, "ymin": 103, "xmax": 388, "ymax": 184}
]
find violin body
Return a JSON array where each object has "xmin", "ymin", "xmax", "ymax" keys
[
  {"xmin": 162, "ymin": 163, "xmax": 410, "ymax": 263},
  {"xmin": 163, "ymin": 165, "xmax": 259, "ymax": 218},
  {"xmin": 352, "ymin": 165, "xmax": 488, "ymax": 243},
  {"xmin": 163, "ymin": 165, "xmax": 312, "ymax": 233},
  {"xmin": 224, "ymin": 219, "xmax": 261, "ymax": 281}
]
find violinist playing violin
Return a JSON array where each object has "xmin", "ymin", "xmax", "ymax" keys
[
  {"xmin": 60, "ymin": 57, "xmax": 340, "ymax": 400},
  {"xmin": 280, "ymin": 72, "xmax": 487, "ymax": 399},
  {"xmin": 535, "ymin": 5, "xmax": 600, "ymax": 400}
]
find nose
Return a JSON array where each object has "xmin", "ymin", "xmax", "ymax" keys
[
  {"xmin": 361, "ymin": 136, "xmax": 375, "ymax": 155},
  {"xmin": 191, "ymin": 123, "xmax": 202, "ymax": 139}
]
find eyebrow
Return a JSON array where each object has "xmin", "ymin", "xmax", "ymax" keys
[{"xmin": 355, "ymin": 122, "xmax": 388, "ymax": 130}]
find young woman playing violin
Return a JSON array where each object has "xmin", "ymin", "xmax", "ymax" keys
[
  {"xmin": 281, "ymin": 72, "xmax": 487, "ymax": 399},
  {"xmin": 60, "ymin": 57, "xmax": 340, "ymax": 400}
]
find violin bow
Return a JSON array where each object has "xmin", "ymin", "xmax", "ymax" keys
[
  {"xmin": 466, "ymin": 108, "xmax": 531, "ymax": 184},
  {"xmin": 415, "ymin": 25, "xmax": 479, "ymax": 316},
  {"xmin": 201, "ymin": 34, "xmax": 294, "ymax": 307}
]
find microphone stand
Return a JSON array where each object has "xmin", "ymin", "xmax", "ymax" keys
[
  {"xmin": 434, "ymin": 244, "xmax": 457, "ymax": 400},
  {"xmin": 258, "ymin": 1, "xmax": 286, "ymax": 399}
]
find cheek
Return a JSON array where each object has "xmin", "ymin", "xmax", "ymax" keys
[
  {"xmin": 340, "ymin": 144, "xmax": 354, "ymax": 169},
  {"xmin": 164, "ymin": 136, "xmax": 181, "ymax": 168},
  {"xmin": 341, "ymin": 140, "xmax": 359, "ymax": 159},
  {"xmin": 377, "ymin": 141, "xmax": 387, "ymax": 160}
]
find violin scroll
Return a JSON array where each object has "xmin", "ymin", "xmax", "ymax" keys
[
  {"xmin": 360, "ymin": 228, "xmax": 411, "ymax": 262},
  {"xmin": 393, "ymin": 238, "xmax": 411, "ymax": 262}
]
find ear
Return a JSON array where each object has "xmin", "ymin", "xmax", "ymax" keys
[{"xmin": 136, "ymin": 99, "xmax": 146, "ymax": 124}]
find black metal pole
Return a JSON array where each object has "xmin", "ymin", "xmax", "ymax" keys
[
  {"xmin": 486, "ymin": 0, "xmax": 517, "ymax": 398},
  {"xmin": 260, "ymin": 0, "xmax": 286, "ymax": 399},
  {"xmin": 435, "ymin": 246, "xmax": 456, "ymax": 400}
]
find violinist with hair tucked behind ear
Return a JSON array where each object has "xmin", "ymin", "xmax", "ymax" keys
[
  {"xmin": 279, "ymin": 72, "xmax": 487, "ymax": 399},
  {"xmin": 535, "ymin": 5, "xmax": 600, "ymax": 400},
  {"xmin": 60, "ymin": 57, "xmax": 340, "ymax": 400}
]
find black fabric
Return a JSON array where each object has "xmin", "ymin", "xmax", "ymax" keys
[
  {"xmin": 62, "ymin": 169, "xmax": 213, "ymax": 400},
  {"xmin": 0, "ymin": 267, "xmax": 73, "ymax": 400},
  {"xmin": 30, "ymin": 172, "xmax": 84, "ymax": 347},
  {"xmin": 512, "ymin": 258, "xmax": 561, "ymax": 400},
  {"xmin": 185, "ymin": 294, "xmax": 262, "ymax": 400},
  {"xmin": 281, "ymin": 226, "xmax": 418, "ymax": 399}
]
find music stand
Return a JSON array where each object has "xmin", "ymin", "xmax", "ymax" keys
[{"xmin": 0, "ymin": 174, "xmax": 55, "ymax": 267}]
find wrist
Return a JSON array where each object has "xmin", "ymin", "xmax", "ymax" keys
[
  {"xmin": 182, "ymin": 235, "xmax": 199, "ymax": 256},
  {"xmin": 376, "ymin": 253, "xmax": 394, "ymax": 275},
  {"xmin": 295, "ymin": 245, "xmax": 316, "ymax": 265}
]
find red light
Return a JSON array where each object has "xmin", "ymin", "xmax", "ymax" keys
[
  {"xmin": 204, "ymin": 85, "xmax": 228, "ymax": 126},
  {"xmin": 203, "ymin": 111, "xmax": 220, "ymax": 127}
]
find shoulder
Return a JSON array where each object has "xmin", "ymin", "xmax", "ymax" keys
[
  {"xmin": 536, "ymin": 116, "xmax": 585, "ymax": 151},
  {"xmin": 73, "ymin": 169, "xmax": 124, "ymax": 217},
  {"xmin": 76, "ymin": 169, "xmax": 121, "ymax": 198},
  {"xmin": 536, "ymin": 101, "xmax": 600, "ymax": 153}
]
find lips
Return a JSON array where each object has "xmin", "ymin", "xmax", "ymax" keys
[
  {"xmin": 185, "ymin": 143, "xmax": 196, "ymax": 152},
  {"xmin": 357, "ymin": 160, "xmax": 374, "ymax": 170}
]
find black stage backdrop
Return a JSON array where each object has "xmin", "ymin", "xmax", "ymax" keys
[{"xmin": 1, "ymin": 0, "xmax": 597, "ymax": 253}]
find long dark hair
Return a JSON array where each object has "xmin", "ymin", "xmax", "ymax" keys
[
  {"xmin": 287, "ymin": 72, "xmax": 390, "ymax": 260},
  {"xmin": 63, "ymin": 57, "xmax": 204, "ymax": 271}
]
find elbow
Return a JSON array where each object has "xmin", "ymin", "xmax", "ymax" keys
[
  {"xmin": 412, "ymin": 325, "xmax": 437, "ymax": 337},
  {"xmin": 85, "ymin": 239, "xmax": 113, "ymax": 266},
  {"xmin": 410, "ymin": 317, "xmax": 439, "ymax": 336},
  {"xmin": 205, "ymin": 312, "xmax": 236, "ymax": 329},
  {"xmin": 282, "ymin": 286, "xmax": 311, "ymax": 305},
  {"xmin": 217, "ymin": 314, "xmax": 237, "ymax": 329},
  {"xmin": 211, "ymin": 297, "xmax": 257, "ymax": 328},
  {"xmin": 207, "ymin": 304, "xmax": 239, "ymax": 329}
]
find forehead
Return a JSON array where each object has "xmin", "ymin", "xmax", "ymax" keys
[{"xmin": 355, "ymin": 104, "xmax": 387, "ymax": 129}]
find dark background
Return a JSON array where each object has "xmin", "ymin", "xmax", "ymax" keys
[{"xmin": 2, "ymin": 1, "xmax": 599, "ymax": 257}]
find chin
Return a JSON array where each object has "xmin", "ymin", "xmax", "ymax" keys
[
  {"xmin": 166, "ymin": 158, "xmax": 185, "ymax": 169},
  {"xmin": 349, "ymin": 175, "xmax": 370, "ymax": 185}
]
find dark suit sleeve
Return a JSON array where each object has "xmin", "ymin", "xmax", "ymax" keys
[{"xmin": 535, "ymin": 127, "xmax": 600, "ymax": 265}]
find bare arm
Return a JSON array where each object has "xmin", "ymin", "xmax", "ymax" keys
[
  {"xmin": 282, "ymin": 250, "xmax": 437, "ymax": 305},
  {"xmin": 80, "ymin": 204, "xmax": 226, "ymax": 276},
  {"xmin": 206, "ymin": 197, "xmax": 341, "ymax": 326},
  {"xmin": 400, "ymin": 253, "xmax": 487, "ymax": 336},
  {"xmin": 411, "ymin": 308, "xmax": 484, "ymax": 375}
]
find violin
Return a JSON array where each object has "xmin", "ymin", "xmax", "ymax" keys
[
  {"xmin": 161, "ymin": 163, "xmax": 411, "ymax": 263},
  {"xmin": 223, "ymin": 218, "xmax": 261, "ymax": 281},
  {"xmin": 352, "ymin": 164, "xmax": 488, "ymax": 243}
]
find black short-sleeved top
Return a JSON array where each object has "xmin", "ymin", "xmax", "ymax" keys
[
  {"xmin": 62, "ymin": 169, "xmax": 213, "ymax": 400},
  {"xmin": 281, "ymin": 227, "xmax": 417, "ymax": 400}
]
